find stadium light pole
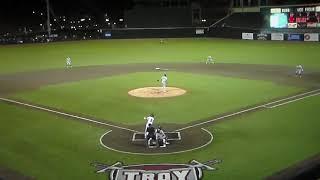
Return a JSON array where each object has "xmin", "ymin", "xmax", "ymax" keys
[{"xmin": 46, "ymin": 0, "xmax": 51, "ymax": 39}]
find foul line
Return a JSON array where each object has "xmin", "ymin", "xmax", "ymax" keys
[
  {"xmin": 263, "ymin": 89, "xmax": 320, "ymax": 108},
  {"xmin": 99, "ymin": 128, "xmax": 213, "ymax": 155},
  {"xmin": 0, "ymin": 97, "xmax": 139, "ymax": 133},
  {"xmin": 175, "ymin": 89, "xmax": 320, "ymax": 132},
  {"xmin": 1, "ymin": 89, "xmax": 319, "ymax": 135},
  {"xmin": 175, "ymin": 105, "xmax": 264, "ymax": 132},
  {"xmin": 266, "ymin": 91, "xmax": 320, "ymax": 109}
]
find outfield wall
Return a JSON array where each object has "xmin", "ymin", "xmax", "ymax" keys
[
  {"xmin": 206, "ymin": 26, "xmax": 320, "ymax": 42},
  {"xmin": 239, "ymin": 32, "xmax": 319, "ymax": 41},
  {"xmin": 102, "ymin": 28, "xmax": 207, "ymax": 39}
]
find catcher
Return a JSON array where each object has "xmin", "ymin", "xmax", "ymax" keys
[{"xmin": 156, "ymin": 126, "xmax": 169, "ymax": 148}]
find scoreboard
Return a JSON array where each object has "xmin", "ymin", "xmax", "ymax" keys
[{"xmin": 268, "ymin": 6, "xmax": 320, "ymax": 28}]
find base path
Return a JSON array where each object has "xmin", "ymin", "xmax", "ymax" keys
[{"xmin": 1, "ymin": 63, "xmax": 320, "ymax": 96}]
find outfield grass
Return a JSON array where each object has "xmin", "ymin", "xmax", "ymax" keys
[
  {"xmin": 13, "ymin": 72, "xmax": 302, "ymax": 125},
  {"xmin": 1, "ymin": 94, "xmax": 319, "ymax": 179},
  {"xmin": 1, "ymin": 38, "xmax": 320, "ymax": 74},
  {"xmin": 209, "ymin": 95, "xmax": 320, "ymax": 179},
  {"xmin": 1, "ymin": 37, "xmax": 319, "ymax": 180}
]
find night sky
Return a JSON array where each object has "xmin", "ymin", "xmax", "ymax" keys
[
  {"xmin": 0, "ymin": 0, "xmax": 134, "ymax": 32},
  {"xmin": 0, "ymin": 0, "xmax": 319, "ymax": 33}
]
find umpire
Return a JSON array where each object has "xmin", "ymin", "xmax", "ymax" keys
[{"xmin": 146, "ymin": 124, "xmax": 156, "ymax": 146}]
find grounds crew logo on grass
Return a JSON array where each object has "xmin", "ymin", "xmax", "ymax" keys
[{"xmin": 91, "ymin": 159, "xmax": 221, "ymax": 180}]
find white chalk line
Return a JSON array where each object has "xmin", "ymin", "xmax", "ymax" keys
[
  {"xmin": 263, "ymin": 89, "xmax": 320, "ymax": 107},
  {"xmin": 175, "ymin": 89, "xmax": 320, "ymax": 132},
  {"xmin": 266, "ymin": 91, "xmax": 320, "ymax": 109},
  {"xmin": 0, "ymin": 97, "xmax": 139, "ymax": 133},
  {"xmin": 1, "ymin": 88, "xmax": 319, "ymax": 155},
  {"xmin": 175, "ymin": 105, "xmax": 264, "ymax": 132},
  {"xmin": 99, "ymin": 128, "xmax": 213, "ymax": 155}
]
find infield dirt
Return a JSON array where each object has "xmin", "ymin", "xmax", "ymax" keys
[{"xmin": 1, "ymin": 62, "xmax": 320, "ymax": 154}]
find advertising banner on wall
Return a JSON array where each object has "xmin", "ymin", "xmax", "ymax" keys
[
  {"xmin": 304, "ymin": 33, "xmax": 319, "ymax": 41},
  {"xmin": 307, "ymin": 22, "xmax": 317, "ymax": 28},
  {"xmin": 288, "ymin": 23, "xmax": 298, "ymax": 28},
  {"xmin": 196, "ymin": 29, "xmax": 205, "ymax": 35},
  {"xmin": 104, "ymin": 32, "xmax": 112, "ymax": 38},
  {"xmin": 256, "ymin": 33, "xmax": 268, "ymax": 40},
  {"xmin": 271, "ymin": 33, "xmax": 284, "ymax": 40},
  {"xmin": 287, "ymin": 34, "xmax": 303, "ymax": 41},
  {"xmin": 242, "ymin": 33, "xmax": 254, "ymax": 40}
]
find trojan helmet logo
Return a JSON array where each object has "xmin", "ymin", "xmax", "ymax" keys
[{"xmin": 91, "ymin": 159, "xmax": 221, "ymax": 180}]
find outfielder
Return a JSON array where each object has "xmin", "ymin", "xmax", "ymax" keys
[
  {"xmin": 160, "ymin": 73, "xmax": 168, "ymax": 92},
  {"xmin": 66, "ymin": 57, "xmax": 72, "ymax": 68},
  {"xmin": 206, "ymin": 56, "xmax": 214, "ymax": 64},
  {"xmin": 296, "ymin": 65, "xmax": 304, "ymax": 77}
]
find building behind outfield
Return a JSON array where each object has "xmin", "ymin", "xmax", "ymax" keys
[{"xmin": 1, "ymin": 0, "xmax": 320, "ymax": 43}]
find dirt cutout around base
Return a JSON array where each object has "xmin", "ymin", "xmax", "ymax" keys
[{"xmin": 128, "ymin": 87, "xmax": 186, "ymax": 98}]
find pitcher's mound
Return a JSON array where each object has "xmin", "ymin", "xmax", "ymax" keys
[{"xmin": 128, "ymin": 87, "xmax": 186, "ymax": 98}]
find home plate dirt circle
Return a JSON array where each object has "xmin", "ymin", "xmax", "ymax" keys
[{"xmin": 128, "ymin": 87, "xmax": 187, "ymax": 98}]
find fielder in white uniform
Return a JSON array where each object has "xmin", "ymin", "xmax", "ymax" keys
[
  {"xmin": 144, "ymin": 114, "xmax": 155, "ymax": 137},
  {"xmin": 160, "ymin": 74, "xmax": 168, "ymax": 92},
  {"xmin": 66, "ymin": 57, "xmax": 72, "ymax": 68},
  {"xmin": 296, "ymin": 65, "xmax": 304, "ymax": 77},
  {"xmin": 206, "ymin": 56, "xmax": 214, "ymax": 64}
]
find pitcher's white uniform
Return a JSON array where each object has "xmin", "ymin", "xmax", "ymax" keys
[
  {"xmin": 161, "ymin": 74, "xmax": 168, "ymax": 92},
  {"xmin": 66, "ymin": 57, "xmax": 72, "ymax": 68},
  {"xmin": 296, "ymin": 65, "xmax": 303, "ymax": 77}
]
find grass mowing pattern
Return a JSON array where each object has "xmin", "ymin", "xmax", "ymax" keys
[
  {"xmin": 208, "ymin": 95, "xmax": 320, "ymax": 179},
  {"xmin": 0, "ymin": 103, "xmax": 107, "ymax": 180},
  {"xmin": 1, "ymin": 38, "xmax": 320, "ymax": 74},
  {"xmin": 0, "ymin": 94, "xmax": 319, "ymax": 179},
  {"xmin": 13, "ymin": 72, "xmax": 302, "ymax": 125}
]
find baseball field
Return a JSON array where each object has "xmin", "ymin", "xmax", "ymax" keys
[{"xmin": 0, "ymin": 38, "xmax": 319, "ymax": 179}]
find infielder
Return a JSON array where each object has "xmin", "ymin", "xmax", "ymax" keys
[
  {"xmin": 66, "ymin": 57, "xmax": 72, "ymax": 68},
  {"xmin": 144, "ymin": 114, "xmax": 155, "ymax": 138},
  {"xmin": 160, "ymin": 73, "xmax": 168, "ymax": 92},
  {"xmin": 206, "ymin": 56, "xmax": 214, "ymax": 64},
  {"xmin": 296, "ymin": 65, "xmax": 304, "ymax": 77}
]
